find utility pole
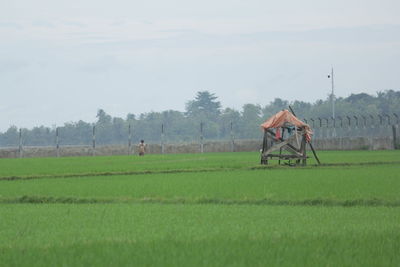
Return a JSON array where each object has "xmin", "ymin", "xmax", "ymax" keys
[
  {"xmin": 328, "ymin": 67, "xmax": 335, "ymax": 119},
  {"xmin": 328, "ymin": 67, "xmax": 336, "ymax": 137},
  {"xmin": 161, "ymin": 123, "xmax": 165, "ymax": 154},
  {"xmin": 128, "ymin": 124, "xmax": 132, "ymax": 155},
  {"xmin": 56, "ymin": 127, "xmax": 60, "ymax": 158},
  {"xmin": 19, "ymin": 128, "xmax": 23, "ymax": 158},
  {"xmin": 230, "ymin": 121, "xmax": 235, "ymax": 152}
]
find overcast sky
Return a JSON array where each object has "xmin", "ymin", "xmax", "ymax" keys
[{"xmin": 1, "ymin": 0, "xmax": 400, "ymax": 131}]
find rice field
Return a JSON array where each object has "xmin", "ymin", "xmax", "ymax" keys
[{"xmin": 0, "ymin": 150, "xmax": 399, "ymax": 266}]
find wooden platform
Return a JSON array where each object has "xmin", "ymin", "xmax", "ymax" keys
[{"xmin": 260, "ymin": 128, "xmax": 308, "ymax": 166}]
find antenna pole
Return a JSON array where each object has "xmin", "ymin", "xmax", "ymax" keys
[{"xmin": 332, "ymin": 68, "xmax": 335, "ymax": 119}]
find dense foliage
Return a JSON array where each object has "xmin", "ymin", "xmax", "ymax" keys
[{"xmin": 1, "ymin": 90, "xmax": 399, "ymax": 146}]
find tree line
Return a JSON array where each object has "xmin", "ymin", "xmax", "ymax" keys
[{"xmin": 1, "ymin": 90, "xmax": 399, "ymax": 147}]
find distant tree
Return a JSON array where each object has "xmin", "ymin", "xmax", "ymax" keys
[
  {"xmin": 262, "ymin": 98, "xmax": 289, "ymax": 119},
  {"xmin": 126, "ymin": 113, "xmax": 136, "ymax": 121},
  {"xmin": 1, "ymin": 89, "xmax": 399, "ymax": 147},
  {"xmin": 346, "ymin": 93, "xmax": 374, "ymax": 104},
  {"xmin": 289, "ymin": 101, "xmax": 312, "ymax": 118},
  {"xmin": 239, "ymin": 104, "xmax": 262, "ymax": 139},
  {"xmin": 24, "ymin": 126, "xmax": 53, "ymax": 146},
  {"xmin": 219, "ymin": 108, "xmax": 241, "ymax": 138},
  {"xmin": 96, "ymin": 109, "xmax": 112, "ymax": 124},
  {"xmin": 0, "ymin": 126, "xmax": 19, "ymax": 147},
  {"xmin": 161, "ymin": 110, "xmax": 193, "ymax": 141},
  {"xmin": 376, "ymin": 90, "xmax": 400, "ymax": 114},
  {"xmin": 112, "ymin": 117, "xmax": 126, "ymax": 144},
  {"xmin": 59, "ymin": 120, "xmax": 92, "ymax": 145},
  {"xmin": 185, "ymin": 91, "xmax": 221, "ymax": 120},
  {"xmin": 184, "ymin": 91, "xmax": 222, "ymax": 139},
  {"xmin": 96, "ymin": 109, "xmax": 113, "ymax": 144}
]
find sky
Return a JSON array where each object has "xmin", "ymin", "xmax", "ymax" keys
[{"xmin": 1, "ymin": 0, "xmax": 400, "ymax": 131}]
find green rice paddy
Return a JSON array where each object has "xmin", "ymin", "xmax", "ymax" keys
[{"xmin": 0, "ymin": 150, "xmax": 399, "ymax": 266}]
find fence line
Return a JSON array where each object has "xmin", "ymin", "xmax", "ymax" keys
[{"xmin": 7, "ymin": 113, "xmax": 400, "ymax": 157}]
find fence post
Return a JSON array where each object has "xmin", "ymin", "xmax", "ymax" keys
[
  {"xmin": 56, "ymin": 127, "xmax": 60, "ymax": 158},
  {"xmin": 337, "ymin": 116, "xmax": 343, "ymax": 128},
  {"xmin": 369, "ymin": 115, "xmax": 374, "ymax": 124},
  {"xmin": 346, "ymin": 116, "xmax": 351, "ymax": 127},
  {"xmin": 128, "ymin": 124, "xmax": 132, "ymax": 155},
  {"xmin": 200, "ymin": 122, "xmax": 204, "ymax": 153},
  {"xmin": 353, "ymin": 116, "xmax": 358, "ymax": 127},
  {"xmin": 345, "ymin": 116, "xmax": 351, "ymax": 137},
  {"xmin": 310, "ymin": 118, "xmax": 315, "ymax": 138},
  {"xmin": 393, "ymin": 125, "xmax": 398, "ymax": 149},
  {"xmin": 92, "ymin": 125, "xmax": 96, "ymax": 156},
  {"xmin": 18, "ymin": 128, "xmax": 23, "ymax": 158},
  {"xmin": 161, "ymin": 123, "xmax": 165, "ymax": 154},
  {"xmin": 361, "ymin": 115, "xmax": 367, "ymax": 128},
  {"xmin": 331, "ymin": 117, "xmax": 335, "ymax": 128},
  {"xmin": 393, "ymin": 113, "xmax": 399, "ymax": 125},
  {"xmin": 368, "ymin": 115, "xmax": 375, "ymax": 138},
  {"xmin": 378, "ymin": 114, "xmax": 383, "ymax": 125},
  {"xmin": 384, "ymin": 114, "xmax": 391, "ymax": 126},
  {"xmin": 378, "ymin": 114, "xmax": 384, "ymax": 136},
  {"xmin": 331, "ymin": 117, "xmax": 337, "ymax": 137},
  {"xmin": 317, "ymin": 118, "xmax": 322, "ymax": 138},
  {"xmin": 323, "ymin": 118, "xmax": 329, "ymax": 138},
  {"xmin": 230, "ymin": 121, "xmax": 235, "ymax": 152}
]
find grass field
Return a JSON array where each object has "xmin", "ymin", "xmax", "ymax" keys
[{"xmin": 0, "ymin": 150, "xmax": 399, "ymax": 266}]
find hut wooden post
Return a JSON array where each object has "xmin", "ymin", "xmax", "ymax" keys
[
  {"xmin": 261, "ymin": 130, "xmax": 269, "ymax": 164},
  {"xmin": 128, "ymin": 124, "xmax": 132, "ymax": 155},
  {"xmin": 301, "ymin": 133, "xmax": 307, "ymax": 166}
]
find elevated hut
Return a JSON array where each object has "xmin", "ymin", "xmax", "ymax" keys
[{"xmin": 260, "ymin": 109, "xmax": 320, "ymax": 166}]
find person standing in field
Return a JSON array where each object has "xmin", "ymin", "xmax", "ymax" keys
[{"xmin": 138, "ymin": 140, "xmax": 146, "ymax": 156}]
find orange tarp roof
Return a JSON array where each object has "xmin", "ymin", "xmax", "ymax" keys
[{"xmin": 260, "ymin": 109, "xmax": 313, "ymax": 141}]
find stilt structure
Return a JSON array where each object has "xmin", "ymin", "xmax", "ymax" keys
[{"xmin": 260, "ymin": 109, "xmax": 320, "ymax": 166}]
